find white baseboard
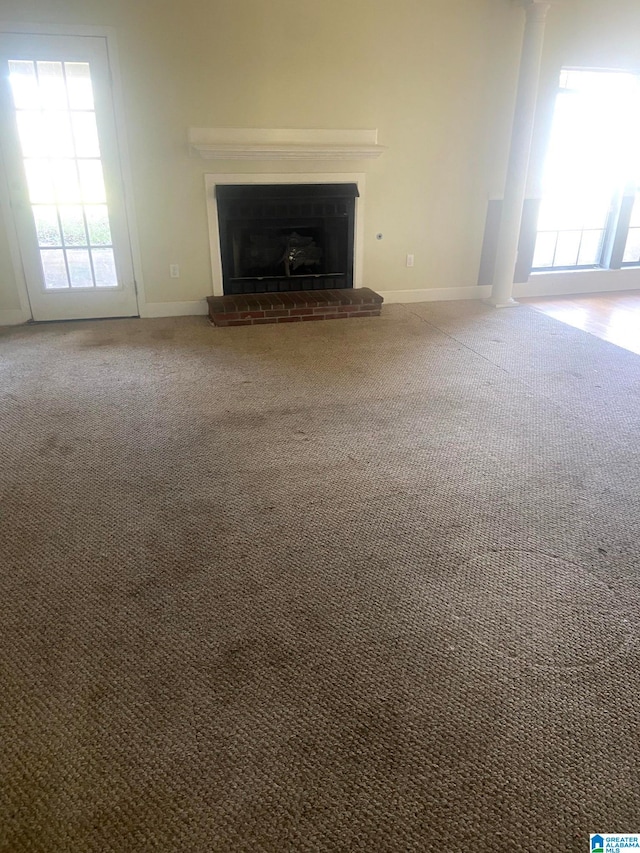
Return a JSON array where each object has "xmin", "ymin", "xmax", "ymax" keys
[
  {"xmin": 139, "ymin": 299, "xmax": 209, "ymax": 318},
  {"xmin": 0, "ymin": 308, "xmax": 29, "ymax": 326},
  {"xmin": 378, "ymin": 286, "xmax": 491, "ymax": 304},
  {"xmin": 8, "ymin": 273, "xmax": 635, "ymax": 325},
  {"xmin": 379, "ymin": 270, "xmax": 640, "ymax": 305},
  {"xmin": 514, "ymin": 268, "xmax": 640, "ymax": 298}
]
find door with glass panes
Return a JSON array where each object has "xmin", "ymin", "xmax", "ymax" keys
[{"xmin": 0, "ymin": 33, "xmax": 138, "ymax": 321}]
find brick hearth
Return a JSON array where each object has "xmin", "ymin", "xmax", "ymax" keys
[{"xmin": 207, "ymin": 287, "xmax": 383, "ymax": 327}]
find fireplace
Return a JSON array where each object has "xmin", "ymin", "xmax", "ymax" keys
[{"xmin": 215, "ymin": 183, "xmax": 359, "ymax": 295}]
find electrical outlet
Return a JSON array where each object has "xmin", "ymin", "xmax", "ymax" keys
[
  {"xmin": 169, "ymin": 264, "xmax": 180, "ymax": 278},
  {"xmin": 406, "ymin": 254, "xmax": 414, "ymax": 268}
]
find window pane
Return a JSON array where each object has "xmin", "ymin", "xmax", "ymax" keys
[
  {"xmin": 44, "ymin": 111, "xmax": 75, "ymax": 158},
  {"xmin": 629, "ymin": 195, "xmax": 640, "ymax": 228},
  {"xmin": 532, "ymin": 232, "xmax": 558, "ymax": 268},
  {"xmin": 64, "ymin": 63, "xmax": 94, "ymax": 110},
  {"xmin": 85, "ymin": 205, "xmax": 112, "ymax": 245},
  {"xmin": 8, "ymin": 60, "xmax": 40, "ymax": 109},
  {"xmin": 92, "ymin": 248, "xmax": 118, "ymax": 287},
  {"xmin": 16, "ymin": 111, "xmax": 46, "ymax": 158},
  {"xmin": 537, "ymin": 194, "xmax": 611, "ymax": 233},
  {"xmin": 67, "ymin": 249, "xmax": 94, "ymax": 287},
  {"xmin": 78, "ymin": 160, "xmax": 106, "ymax": 202},
  {"xmin": 59, "ymin": 205, "xmax": 88, "ymax": 246},
  {"xmin": 71, "ymin": 112, "xmax": 100, "ymax": 158},
  {"xmin": 33, "ymin": 206, "xmax": 62, "ymax": 247},
  {"xmin": 40, "ymin": 249, "xmax": 69, "ymax": 289},
  {"xmin": 577, "ymin": 230, "xmax": 605, "ymax": 266},
  {"xmin": 582, "ymin": 199, "xmax": 610, "ymax": 230},
  {"xmin": 52, "ymin": 160, "xmax": 81, "ymax": 203},
  {"xmin": 623, "ymin": 228, "xmax": 640, "ymax": 264},
  {"xmin": 24, "ymin": 159, "xmax": 55, "ymax": 203},
  {"xmin": 537, "ymin": 199, "xmax": 568, "ymax": 232},
  {"xmin": 36, "ymin": 61, "xmax": 67, "ymax": 110},
  {"xmin": 554, "ymin": 231, "xmax": 582, "ymax": 267}
]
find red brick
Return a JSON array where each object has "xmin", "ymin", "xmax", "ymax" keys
[
  {"xmin": 212, "ymin": 311, "xmax": 240, "ymax": 321},
  {"xmin": 207, "ymin": 288, "xmax": 383, "ymax": 328}
]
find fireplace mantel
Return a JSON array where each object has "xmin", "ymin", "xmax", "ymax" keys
[{"xmin": 189, "ymin": 128, "xmax": 385, "ymax": 161}]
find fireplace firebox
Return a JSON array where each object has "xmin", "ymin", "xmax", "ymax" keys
[{"xmin": 215, "ymin": 183, "xmax": 359, "ymax": 295}]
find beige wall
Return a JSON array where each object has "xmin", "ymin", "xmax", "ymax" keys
[{"xmin": 0, "ymin": 0, "xmax": 639, "ymax": 314}]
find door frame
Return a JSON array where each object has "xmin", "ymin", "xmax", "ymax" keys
[{"xmin": 0, "ymin": 21, "xmax": 146, "ymax": 321}]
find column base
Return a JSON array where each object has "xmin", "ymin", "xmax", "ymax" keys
[{"xmin": 484, "ymin": 296, "xmax": 520, "ymax": 309}]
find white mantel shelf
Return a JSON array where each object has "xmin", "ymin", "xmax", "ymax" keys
[{"xmin": 188, "ymin": 128, "xmax": 385, "ymax": 161}]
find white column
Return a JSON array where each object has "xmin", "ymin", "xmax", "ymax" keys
[{"xmin": 488, "ymin": 0, "xmax": 551, "ymax": 307}]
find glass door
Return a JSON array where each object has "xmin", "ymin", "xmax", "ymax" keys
[{"xmin": 0, "ymin": 33, "xmax": 138, "ymax": 320}]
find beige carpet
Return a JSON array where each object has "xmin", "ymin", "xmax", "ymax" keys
[{"xmin": 1, "ymin": 302, "xmax": 639, "ymax": 852}]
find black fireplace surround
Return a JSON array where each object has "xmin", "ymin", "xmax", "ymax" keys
[{"xmin": 216, "ymin": 183, "xmax": 359, "ymax": 295}]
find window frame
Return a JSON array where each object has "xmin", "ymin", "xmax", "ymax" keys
[{"xmin": 528, "ymin": 66, "xmax": 640, "ymax": 276}]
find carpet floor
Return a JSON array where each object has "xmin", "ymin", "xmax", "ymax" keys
[{"xmin": 1, "ymin": 301, "xmax": 639, "ymax": 852}]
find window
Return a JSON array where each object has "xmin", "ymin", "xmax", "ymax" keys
[
  {"xmin": 7, "ymin": 58, "xmax": 117, "ymax": 289},
  {"xmin": 532, "ymin": 68, "xmax": 640, "ymax": 272}
]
